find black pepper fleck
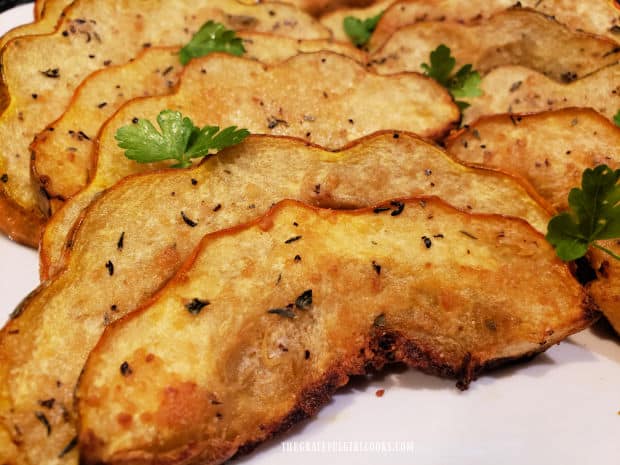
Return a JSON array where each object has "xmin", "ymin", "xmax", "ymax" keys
[
  {"xmin": 422, "ymin": 236, "xmax": 432, "ymax": 248},
  {"xmin": 105, "ymin": 260, "xmax": 114, "ymax": 276}
]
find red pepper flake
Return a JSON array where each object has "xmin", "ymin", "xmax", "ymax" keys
[{"xmin": 375, "ymin": 389, "xmax": 385, "ymax": 398}]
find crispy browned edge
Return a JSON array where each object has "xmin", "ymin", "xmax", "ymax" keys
[
  {"xmin": 370, "ymin": 6, "xmax": 620, "ymax": 63},
  {"xmin": 76, "ymin": 196, "xmax": 598, "ymax": 464},
  {"xmin": 38, "ymin": 128, "xmax": 556, "ymax": 279}
]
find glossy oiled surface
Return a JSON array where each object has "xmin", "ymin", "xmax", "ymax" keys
[
  {"xmin": 446, "ymin": 108, "xmax": 620, "ymax": 335},
  {"xmin": 2, "ymin": 132, "xmax": 549, "ymax": 465},
  {"xmin": 77, "ymin": 199, "xmax": 590, "ymax": 464},
  {"xmin": 0, "ymin": 0, "xmax": 330, "ymax": 246},
  {"xmin": 370, "ymin": 8, "xmax": 620, "ymax": 81},
  {"xmin": 39, "ymin": 51, "xmax": 458, "ymax": 278}
]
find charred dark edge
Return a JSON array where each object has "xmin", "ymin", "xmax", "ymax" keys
[{"xmin": 79, "ymin": 310, "xmax": 597, "ymax": 465}]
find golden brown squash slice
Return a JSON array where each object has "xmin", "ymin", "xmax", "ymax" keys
[
  {"xmin": 445, "ymin": 107, "xmax": 620, "ymax": 335},
  {"xmin": 31, "ymin": 36, "xmax": 365, "ymax": 212},
  {"xmin": 1, "ymin": 132, "xmax": 552, "ymax": 465},
  {"xmin": 461, "ymin": 63, "xmax": 620, "ymax": 124},
  {"xmin": 0, "ymin": 0, "xmax": 330, "ymax": 247},
  {"xmin": 0, "ymin": 0, "xmax": 71, "ymax": 48},
  {"xmin": 370, "ymin": 8, "xmax": 620, "ymax": 82},
  {"xmin": 76, "ymin": 198, "xmax": 595, "ymax": 465},
  {"xmin": 38, "ymin": 51, "xmax": 459, "ymax": 278},
  {"xmin": 368, "ymin": 0, "xmax": 620, "ymax": 51}
]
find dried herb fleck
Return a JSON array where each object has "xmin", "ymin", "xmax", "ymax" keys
[
  {"xmin": 105, "ymin": 260, "xmax": 114, "ymax": 276},
  {"xmin": 0, "ymin": 173, "xmax": 7, "ymax": 183},
  {"xmin": 268, "ymin": 308, "xmax": 296, "ymax": 319},
  {"xmin": 40, "ymin": 68, "xmax": 60, "ymax": 78},
  {"xmin": 285, "ymin": 235, "xmax": 302, "ymax": 244},
  {"xmin": 390, "ymin": 201, "xmax": 405, "ymax": 216},
  {"xmin": 422, "ymin": 236, "xmax": 433, "ymax": 248},
  {"xmin": 181, "ymin": 211, "xmax": 198, "ymax": 227},
  {"xmin": 295, "ymin": 290, "xmax": 313, "ymax": 310},
  {"xmin": 38, "ymin": 398, "xmax": 55, "ymax": 409},
  {"xmin": 185, "ymin": 298, "xmax": 210, "ymax": 315},
  {"xmin": 35, "ymin": 411, "xmax": 51, "ymax": 435},
  {"xmin": 373, "ymin": 313, "xmax": 386, "ymax": 328},
  {"xmin": 117, "ymin": 232, "xmax": 125, "ymax": 250},
  {"xmin": 372, "ymin": 261, "xmax": 381, "ymax": 275},
  {"xmin": 460, "ymin": 230, "xmax": 478, "ymax": 240},
  {"xmin": 58, "ymin": 436, "xmax": 78, "ymax": 458}
]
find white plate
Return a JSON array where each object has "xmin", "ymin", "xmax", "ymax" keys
[{"xmin": 0, "ymin": 4, "xmax": 619, "ymax": 464}]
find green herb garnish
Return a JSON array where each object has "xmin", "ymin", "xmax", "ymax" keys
[
  {"xmin": 115, "ymin": 110, "xmax": 249, "ymax": 168},
  {"xmin": 546, "ymin": 165, "xmax": 620, "ymax": 261},
  {"xmin": 343, "ymin": 11, "xmax": 383, "ymax": 47},
  {"xmin": 421, "ymin": 44, "xmax": 482, "ymax": 111},
  {"xmin": 179, "ymin": 21, "xmax": 245, "ymax": 65},
  {"xmin": 614, "ymin": 109, "xmax": 620, "ymax": 127}
]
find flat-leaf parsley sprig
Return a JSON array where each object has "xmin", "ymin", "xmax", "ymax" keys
[
  {"xmin": 343, "ymin": 11, "xmax": 383, "ymax": 47},
  {"xmin": 115, "ymin": 110, "xmax": 249, "ymax": 168},
  {"xmin": 179, "ymin": 21, "xmax": 245, "ymax": 65},
  {"xmin": 546, "ymin": 165, "xmax": 620, "ymax": 261},
  {"xmin": 614, "ymin": 109, "xmax": 620, "ymax": 127},
  {"xmin": 421, "ymin": 44, "xmax": 482, "ymax": 111}
]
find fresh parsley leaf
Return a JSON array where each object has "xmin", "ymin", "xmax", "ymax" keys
[
  {"xmin": 116, "ymin": 110, "xmax": 249, "ymax": 168},
  {"xmin": 614, "ymin": 109, "xmax": 620, "ymax": 127},
  {"xmin": 179, "ymin": 21, "xmax": 245, "ymax": 65},
  {"xmin": 546, "ymin": 165, "xmax": 620, "ymax": 261},
  {"xmin": 343, "ymin": 11, "xmax": 383, "ymax": 47},
  {"xmin": 421, "ymin": 44, "xmax": 482, "ymax": 110}
]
